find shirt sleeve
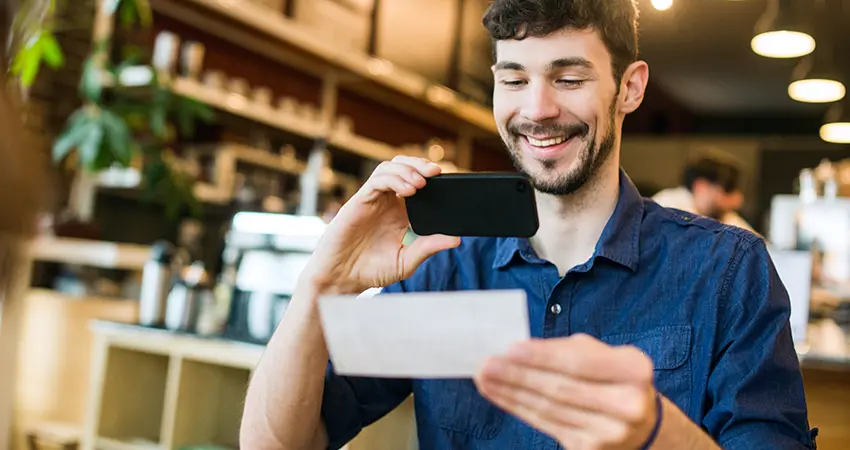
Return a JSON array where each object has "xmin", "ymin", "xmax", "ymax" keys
[
  {"xmin": 703, "ymin": 236, "xmax": 815, "ymax": 449},
  {"xmin": 320, "ymin": 248, "xmax": 455, "ymax": 449}
]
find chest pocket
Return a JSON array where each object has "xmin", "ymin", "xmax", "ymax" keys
[
  {"xmin": 601, "ymin": 325, "xmax": 693, "ymax": 415},
  {"xmin": 415, "ymin": 378, "xmax": 505, "ymax": 440}
]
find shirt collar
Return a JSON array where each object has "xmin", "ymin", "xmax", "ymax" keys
[{"xmin": 493, "ymin": 169, "xmax": 644, "ymax": 271}]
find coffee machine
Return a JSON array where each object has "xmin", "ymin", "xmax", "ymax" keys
[{"xmin": 221, "ymin": 211, "xmax": 327, "ymax": 343}]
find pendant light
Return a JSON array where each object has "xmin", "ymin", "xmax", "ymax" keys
[
  {"xmin": 820, "ymin": 97, "xmax": 850, "ymax": 144},
  {"xmin": 651, "ymin": 0, "xmax": 673, "ymax": 11},
  {"xmin": 788, "ymin": 41, "xmax": 846, "ymax": 103},
  {"xmin": 751, "ymin": 0, "xmax": 816, "ymax": 58}
]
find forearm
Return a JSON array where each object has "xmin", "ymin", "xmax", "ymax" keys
[
  {"xmin": 651, "ymin": 396, "xmax": 720, "ymax": 450},
  {"xmin": 240, "ymin": 281, "xmax": 331, "ymax": 450}
]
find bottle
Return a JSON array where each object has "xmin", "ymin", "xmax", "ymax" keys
[{"xmin": 138, "ymin": 241, "xmax": 177, "ymax": 327}]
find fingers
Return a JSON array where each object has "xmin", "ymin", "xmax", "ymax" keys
[
  {"xmin": 479, "ymin": 378, "xmax": 633, "ymax": 448},
  {"xmin": 400, "ymin": 234, "xmax": 461, "ymax": 277},
  {"xmin": 391, "ymin": 155, "xmax": 442, "ymax": 178},
  {"xmin": 477, "ymin": 357, "xmax": 650, "ymax": 424},
  {"xmin": 504, "ymin": 334, "xmax": 654, "ymax": 385},
  {"xmin": 361, "ymin": 156, "xmax": 441, "ymax": 199}
]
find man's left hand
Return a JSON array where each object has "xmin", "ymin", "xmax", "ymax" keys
[{"xmin": 474, "ymin": 333, "xmax": 659, "ymax": 450}]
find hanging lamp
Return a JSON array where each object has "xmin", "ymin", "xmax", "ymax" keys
[
  {"xmin": 788, "ymin": 41, "xmax": 846, "ymax": 103},
  {"xmin": 820, "ymin": 97, "xmax": 850, "ymax": 144},
  {"xmin": 751, "ymin": 0, "xmax": 816, "ymax": 58}
]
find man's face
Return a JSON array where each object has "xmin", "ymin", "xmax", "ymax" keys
[{"xmin": 492, "ymin": 28, "xmax": 622, "ymax": 196}]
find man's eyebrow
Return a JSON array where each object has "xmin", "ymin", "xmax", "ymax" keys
[
  {"xmin": 547, "ymin": 57, "xmax": 594, "ymax": 71},
  {"xmin": 493, "ymin": 61, "xmax": 525, "ymax": 71},
  {"xmin": 493, "ymin": 58, "xmax": 594, "ymax": 73}
]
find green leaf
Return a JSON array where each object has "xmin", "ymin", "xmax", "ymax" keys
[
  {"xmin": 134, "ymin": 0, "xmax": 153, "ymax": 27},
  {"xmin": 183, "ymin": 98, "xmax": 215, "ymax": 122},
  {"xmin": 80, "ymin": 57, "xmax": 103, "ymax": 103},
  {"xmin": 150, "ymin": 88, "xmax": 171, "ymax": 138},
  {"xmin": 10, "ymin": 30, "xmax": 67, "ymax": 87},
  {"xmin": 92, "ymin": 139, "xmax": 119, "ymax": 171},
  {"xmin": 40, "ymin": 32, "xmax": 64, "ymax": 68},
  {"xmin": 120, "ymin": 45, "xmax": 145, "ymax": 65},
  {"xmin": 18, "ymin": 35, "xmax": 45, "ymax": 87},
  {"xmin": 118, "ymin": 0, "xmax": 137, "ymax": 28},
  {"xmin": 79, "ymin": 125, "xmax": 105, "ymax": 171},
  {"xmin": 100, "ymin": 109, "xmax": 132, "ymax": 166},
  {"xmin": 52, "ymin": 110, "xmax": 91, "ymax": 163},
  {"xmin": 173, "ymin": 97, "xmax": 215, "ymax": 137},
  {"xmin": 11, "ymin": 44, "xmax": 31, "ymax": 75}
]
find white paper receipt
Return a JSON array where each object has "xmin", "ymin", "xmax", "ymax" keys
[{"xmin": 318, "ymin": 289, "xmax": 530, "ymax": 378}]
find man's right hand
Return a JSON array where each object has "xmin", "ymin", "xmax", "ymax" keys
[{"xmin": 299, "ymin": 155, "xmax": 461, "ymax": 296}]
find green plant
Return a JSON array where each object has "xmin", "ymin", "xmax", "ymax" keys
[{"xmin": 9, "ymin": 0, "xmax": 214, "ymax": 219}]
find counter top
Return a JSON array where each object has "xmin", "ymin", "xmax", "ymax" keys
[
  {"xmin": 91, "ymin": 320, "xmax": 850, "ymax": 374},
  {"xmin": 31, "ymin": 237, "xmax": 151, "ymax": 270},
  {"xmin": 89, "ymin": 320, "xmax": 265, "ymax": 370},
  {"xmin": 798, "ymin": 350, "xmax": 850, "ymax": 371},
  {"xmin": 799, "ymin": 318, "xmax": 850, "ymax": 371}
]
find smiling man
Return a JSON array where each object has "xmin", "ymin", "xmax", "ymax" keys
[{"xmin": 240, "ymin": 1, "xmax": 814, "ymax": 449}]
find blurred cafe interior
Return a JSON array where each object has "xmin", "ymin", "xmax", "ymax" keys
[{"xmin": 1, "ymin": 0, "xmax": 849, "ymax": 449}]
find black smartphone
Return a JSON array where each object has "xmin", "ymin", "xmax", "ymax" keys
[{"xmin": 404, "ymin": 172, "xmax": 539, "ymax": 237}]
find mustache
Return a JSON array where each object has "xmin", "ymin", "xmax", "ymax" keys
[{"xmin": 507, "ymin": 121, "xmax": 589, "ymax": 138}]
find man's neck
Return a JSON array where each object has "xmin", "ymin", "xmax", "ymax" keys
[{"xmin": 530, "ymin": 158, "xmax": 621, "ymax": 276}]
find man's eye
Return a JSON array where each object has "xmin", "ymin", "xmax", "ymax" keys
[
  {"xmin": 501, "ymin": 80, "xmax": 526, "ymax": 87},
  {"xmin": 558, "ymin": 79, "xmax": 585, "ymax": 86}
]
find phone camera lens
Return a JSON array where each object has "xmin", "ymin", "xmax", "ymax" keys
[{"xmin": 516, "ymin": 181, "xmax": 526, "ymax": 192}]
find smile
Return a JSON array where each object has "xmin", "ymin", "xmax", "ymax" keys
[{"xmin": 525, "ymin": 135, "xmax": 568, "ymax": 147}]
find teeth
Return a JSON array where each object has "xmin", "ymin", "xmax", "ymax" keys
[{"xmin": 526, "ymin": 136, "xmax": 567, "ymax": 147}]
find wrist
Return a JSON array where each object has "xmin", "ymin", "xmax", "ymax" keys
[
  {"xmin": 295, "ymin": 267, "xmax": 362, "ymax": 299},
  {"xmin": 639, "ymin": 391, "xmax": 663, "ymax": 450}
]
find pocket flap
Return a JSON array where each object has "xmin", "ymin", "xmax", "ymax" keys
[{"xmin": 601, "ymin": 325, "xmax": 692, "ymax": 370}]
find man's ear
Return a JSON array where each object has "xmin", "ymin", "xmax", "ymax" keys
[{"xmin": 618, "ymin": 61, "xmax": 649, "ymax": 115}]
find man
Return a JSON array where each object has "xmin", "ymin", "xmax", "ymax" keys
[
  {"xmin": 652, "ymin": 153, "xmax": 756, "ymax": 232},
  {"xmin": 241, "ymin": 0, "xmax": 814, "ymax": 449}
]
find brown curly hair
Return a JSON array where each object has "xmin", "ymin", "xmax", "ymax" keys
[{"xmin": 482, "ymin": 0, "xmax": 641, "ymax": 83}]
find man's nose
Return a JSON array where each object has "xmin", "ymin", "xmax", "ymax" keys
[{"xmin": 521, "ymin": 84, "xmax": 560, "ymax": 122}]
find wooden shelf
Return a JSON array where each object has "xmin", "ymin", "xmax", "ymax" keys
[
  {"xmin": 187, "ymin": 142, "xmax": 362, "ymax": 204},
  {"xmin": 95, "ymin": 437, "xmax": 162, "ymax": 450},
  {"xmin": 88, "ymin": 321, "xmax": 264, "ymax": 370},
  {"xmin": 81, "ymin": 322, "xmax": 418, "ymax": 450},
  {"xmin": 149, "ymin": 0, "xmax": 497, "ymax": 137},
  {"xmin": 171, "ymin": 77, "xmax": 407, "ymax": 161},
  {"xmin": 30, "ymin": 237, "xmax": 151, "ymax": 271},
  {"xmin": 28, "ymin": 288, "xmax": 138, "ymax": 305}
]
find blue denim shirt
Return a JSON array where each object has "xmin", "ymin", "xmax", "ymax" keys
[{"xmin": 321, "ymin": 170, "xmax": 814, "ymax": 450}]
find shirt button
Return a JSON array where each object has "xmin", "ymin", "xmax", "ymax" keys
[{"xmin": 550, "ymin": 304, "xmax": 562, "ymax": 315}]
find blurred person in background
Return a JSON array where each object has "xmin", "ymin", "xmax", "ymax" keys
[
  {"xmin": 0, "ymin": 5, "xmax": 52, "ymax": 447},
  {"xmin": 0, "ymin": 5, "xmax": 50, "ymax": 315},
  {"xmin": 0, "ymin": 45, "xmax": 51, "ymax": 450},
  {"xmin": 652, "ymin": 152, "xmax": 755, "ymax": 232}
]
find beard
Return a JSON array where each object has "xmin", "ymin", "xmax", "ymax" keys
[{"xmin": 503, "ymin": 100, "xmax": 618, "ymax": 196}]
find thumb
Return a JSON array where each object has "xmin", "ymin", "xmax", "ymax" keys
[{"xmin": 400, "ymin": 234, "xmax": 461, "ymax": 277}]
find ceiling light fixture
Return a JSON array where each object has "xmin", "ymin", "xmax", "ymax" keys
[
  {"xmin": 788, "ymin": 45, "xmax": 846, "ymax": 103},
  {"xmin": 751, "ymin": 0, "xmax": 815, "ymax": 58},
  {"xmin": 790, "ymin": 79, "xmax": 846, "ymax": 103},
  {"xmin": 820, "ymin": 98, "xmax": 850, "ymax": 144},
  {"xmin": 652, "ymin": 0, "xmax": 673, "ymax": 11}
]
